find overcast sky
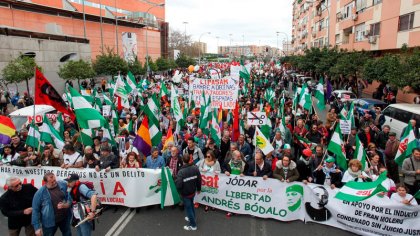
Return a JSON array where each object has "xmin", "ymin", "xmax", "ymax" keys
[{"xmin": 165, "ymin": 0, "xmax": 293, "ymax": 53}]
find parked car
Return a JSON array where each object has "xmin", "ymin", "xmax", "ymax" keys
[
  {"xmin": 382, "ymin": 104, "xmax": 420, "ymax": 138},
  {"xmin": 329, "ymin": 90, "xmax": 357, "ymax": 103},
  {"xmin": 353, "ymin": 98, "xmax": 387, "ymax": 117}
]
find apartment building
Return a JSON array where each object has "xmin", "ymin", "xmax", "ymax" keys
[{"xmin": 291, "ymin": 0, "xmax": 420, "ymax": 54}]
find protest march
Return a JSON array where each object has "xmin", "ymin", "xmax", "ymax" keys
[{"xmin": 0, "ymin": 61, "xmax": 419, "ymax": 236}]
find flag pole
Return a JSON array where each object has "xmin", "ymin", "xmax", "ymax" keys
[{"xmin": 33, "ymin": 67, "xmax": 37, "ymax": 152}]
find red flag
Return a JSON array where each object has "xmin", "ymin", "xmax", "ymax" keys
[
  {"xmin": 35, "ymin": 68, "xmax": 75, "ymax": 120},
  {"xmin": 232, "ymin": 101, "xmax": 240, "ymax": 142}
]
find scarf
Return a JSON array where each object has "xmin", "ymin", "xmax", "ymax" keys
[
  {"xmin": 322, "ymin": 164, "xmax": 337, "ymax": 178},
  {"xmin": 347, "ymin": 168, "xmax": 362, "ymax": 179}
]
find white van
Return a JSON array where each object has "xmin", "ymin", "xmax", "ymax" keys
[
  {"xmin": 9, "ymin": 105, "xmax": 56, "ymax": 131},
  {"xmin": 382, "ymin": 104, "xmax": 420, "ymax": 138}
]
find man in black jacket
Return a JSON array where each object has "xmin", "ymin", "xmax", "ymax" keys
[
  {"xmin": 176, "ymin": 153, "xmax": 201, "ymax": 231},
  {"xmin": 95, "ymin": 145, "xmax": 119, "ymax": 172},
  {"xmin": 0, "ymin": 177, "xmax": 38, "ymax": 236},
  {"xmin": 247, "ymin": 152, "xmax": 272, "ymax": 179}
]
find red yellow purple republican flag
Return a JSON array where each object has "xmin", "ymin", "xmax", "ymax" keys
[
  {"xmin": 133, "ymin": 116, "xmax": 152, "ymax": 156},
  {"xmin": 0, "ymin": 116, "xmax": 16, "ymax": 144}
]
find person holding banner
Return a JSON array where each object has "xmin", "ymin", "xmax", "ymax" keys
[
  {"xmin": 273, "ymin": 156, "xmax": 300, "ymax": 183},
  {"xmin": 313, "ymin": 156, "xmax": 342, "ymax": 189},
  {"xmin": 390, "ymin": 184, "xmax": 418, "ymax": 206},
  {"xmin": 341, "ymin": 159, "xmax": 371, "ymax": 183},
  {"xmin": 246, "ymin": 152, "xmax": 272, "ymax": 180},
  {"xmin": 176, "ymin": 153, "xmax": 202, "ymax": 231}
]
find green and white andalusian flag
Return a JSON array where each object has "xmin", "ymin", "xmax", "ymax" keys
[
  {"xmin": 264, "ymin": 88, "xmax": 275, "ymax": 107},
  {"xmin": 144, "ymin": 94, "xmax": 162, "ymax": 147},
  {"xmin": 160, "ymin": 81, "xmax": 169, "ymax": 101},
  {"xmin": 55, "ymin": 113, "xmax": 64, "ymax": 139},
  {"xmin": 354, "ymin": 134, "xmax": 367, "ymax": 170},
  {"xmin": 254, "ymin": 126, "xmax": 274, "ymax": 155},
  {"xmin": 125, "ymin": 71, "xmax": 138, "ymax": 95},
  {"xmin": 170, "ymin": 86, "xmax": 183, "ymax": 123},
  {"xmin": 295, "ymin": 134, "xmax": 317, "ymax": 151},
  {"xmin": 78, "ymin": 129, "xmax": 94, "ymax": 147},
  {"xmin": 40, "ymin": 114, "xmax": 65, "ymax": 150},
  {"xmin": 26, "ymin": 120, "xmax": 41, "ymax": 150},
  {"xmin": 395, "ymin": 125, "xmax": 418, "ymax": 166},
  {"xmin": 102, "ymin": 127, "xmax": 117, "ymax": 146},
  {"xmin": 315, "ymin": 77, "xmax": 325, "ymax": 110},
  {"xmin": 69, "ymin": 87, "xmax": 107, "ymax": 130},
  {"xmin": 210, "ymin": 109, "xmax": 221, "ymax": 146},
  {"xmin": 199, "ymin": 91, "xmax": 210, "ymax": 135},
  {"xmin": 160, "ymin": 167, "xmax": 180, "ymax": 209},
  {"xmin": 239, "ymin": 60, "xmax": 251, "ymax": 84},
  {"xmin": 299, "ymin": 83, "xmax": 312, "ymax": 111},
  {"xmin": 327, "ymin": 124, "xmax": 347, "ymax": 170},
  {"xmin": 335, "ymin": 171, "xmax": 388, "ymax": 202}
]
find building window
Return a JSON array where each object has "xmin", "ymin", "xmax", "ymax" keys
[
  {"xmin": 355, "ymin": 0, "xmax": 367, "ymax": 12},
  {"xmin": 335, "ymin": 34, "xmax": 340, "ymax": 44},
  {"xmin": 398, "ymin": 12, "xmax": 415, "ymax": 31},
  {"xmin": 373, "ymin": 0, "xmax": 382, "ymax": 5},
  {"xmin": 355, "ymin": 23, "xmax": 365, "ymax": 42},
  {"xmin": 370, "ymin": 23, "xmax": 380, "ymax": 36},
  {"xmin": 343, "ymin": 2, "xmax": 354, "ymax": 19}
]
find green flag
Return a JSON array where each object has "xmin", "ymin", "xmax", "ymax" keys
[
  {"xmin": 40, "ymin": 114, "xmax": 65, "ymax": 150},
  {"xmin": 144, "ymin": 94, "xmax": 162, "ymax": 147},
  {"xmin": 354, "ymin": 134, "xmax": 367, "ymax": 170},
  {"xmin": 327, "ymin": 124, "xmax": 347, "ymax": 170},
  {"xmin": 26, "ymin": 120, "xmax": 41, "ymax": 150},
  {"xmin": 395, "ymin": 125, "xmax": 418, "ymax": 166},
  {"xmin": 314, "ymin": 77, "xmax": 325, "ymax": 110}
]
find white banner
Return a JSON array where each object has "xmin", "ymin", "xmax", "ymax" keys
[
  {"xmin": 195, "ymin": 173, "xmax": 420, "ymax": 236},
  {"xmin": 0, "ymin": 166, "xmax": 163, "ymax": 208},
  {"xmin": 189, "ymin": 77, "xmax": 239, "ymax": 109}
]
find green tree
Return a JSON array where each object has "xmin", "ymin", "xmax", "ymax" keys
[
  {"xmin": 145, "ymin": 56, "xmax": 158, "ymax": 72},
  {"xmin": 315, "ymin": 47, "xmax": 341, "ymax": 77},
  {"xmin": 93, "ymin": 47, "xmax": 128, "ymax": 77},
  {"xmin": 363, "ymin": 54, "xmax": 403, "ymax": 84},
  {"xmin": 155, "ymin": 57, "xmax": 169, "ymax": 71},
  {"xmin": 398, "ymin": 49, "xmax": 420, "ymax": 92},
  {"xmin": 58, "ymin": 59, "xmax": 95, "ymax": 88},
  {"xmin": 167, "ymin": 59, "xmax": 178, "ymax": 69},
  {"xmin": 1, "ymin": 56, "xmax": 41, "ymax": 93},
  {"xmin": 330, "ymin": 51, "xmax": 370, "ymax": 80},
  {"xmin": 176, "ymin": 54, "xmax": 195, "ymax": 68}
]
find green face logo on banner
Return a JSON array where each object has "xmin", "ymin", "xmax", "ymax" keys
[{"xmin": 286, "ymin": 185, "xmax": 304, "ymax": 212}]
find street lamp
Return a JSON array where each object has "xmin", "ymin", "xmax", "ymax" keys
[
  {"xmin": 182, "ymin": 21, "xmax": 188, "ymax": 54},
  {"xmin": 229, "ymin": 33, "xmax": 232, "ymax": 59},
  {"xmin": 276, "ymin": 31, "xmax": 289, "ymax": 56},
  {"xmin": 216, "ymin": 36, "xmax": 220, "ymax": 62},
  {"xmin": 145, "ymin": 3, "xmax": 165, "ymax": 75},
  {"xmin": 306, "ymin": 0, "xmax": 330, "ymax": 47},
  {"xmin": 198, "ymin": 32, "xmax": 211, "ymax": 65}
]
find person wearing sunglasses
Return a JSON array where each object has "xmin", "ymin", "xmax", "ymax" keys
[{"xmin": 0, "ymin": 177, "xmax": 38, "ymax": 236}]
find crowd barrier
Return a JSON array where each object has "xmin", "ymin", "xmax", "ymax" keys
[{"xmin": 0, "ymin": 166, "xmax": 419, "ymax": 236}]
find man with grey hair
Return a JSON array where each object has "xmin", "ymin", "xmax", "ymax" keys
[
  {"xmin": 95, "ymin": 145, "xmax": 119, "ymax": 172},
  {"xmin": 0, "ymin": 177, "xmax": 38, "ymax": 236}
]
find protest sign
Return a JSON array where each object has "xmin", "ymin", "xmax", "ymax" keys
[
  {"xmin": 247, "ymin": 112, "xmax": 267, "ymax": 125},
  {"xmin": 340, "ymin": 120, "xmax": 351, "ymax": 134},
  {"xmin": 189, "ymin": 77, "xmax": 239, "ymax": 109},
  {"xmin": 102, "ymin": 105, "xmax": 111, "ymax": 117}
]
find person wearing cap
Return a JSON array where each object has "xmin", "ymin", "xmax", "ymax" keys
[
  {"xmin": 10, "ymin": 146, "xmax": 29, "ymax": 167},
  {"xmin": 313, "ymin": 156, "xmax": 342, "ymax": 189},
  {"xmin": 32, "ymin": 172, "xmax": 71, "ymax": 236},
  {"xmin": 297, "ymin": 148, "xmax": 315, "ymax": 184},
  {"xmin": 384, "ymin": 132, "xmax": 399, "ymax": 160},
  {"xmin": 279, "ymin": 143, "xmax": 294, "ymax": 161},
  {"xmin": 66, "ymin": 174, "xmax": 98, "ymax": 236},
  {"xmin": 101, "ymin": 137, "xmax": 118, "ymax": 156},
  {"xmin": 61, "ymin": 144, "xmax": 83, "ymax": 169},
  {"xmin": 202, "ymin": 138, "xmax": 220, "ymax": 162},
  {"xmin": 145, "ymin": 146, "xmax": 165, "ymax": 169},
  {"xmin": 0, "ymin": 177, "xmax": 38, "ymax": 236},
  {"xmin": 95, "ymin": 145, "xmax": 119, "ymax": 172}
]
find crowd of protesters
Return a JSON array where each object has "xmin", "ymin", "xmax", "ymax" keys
[{"xmin": 0, "ymin": 61, "xmax": 419, "ymax": 235}]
